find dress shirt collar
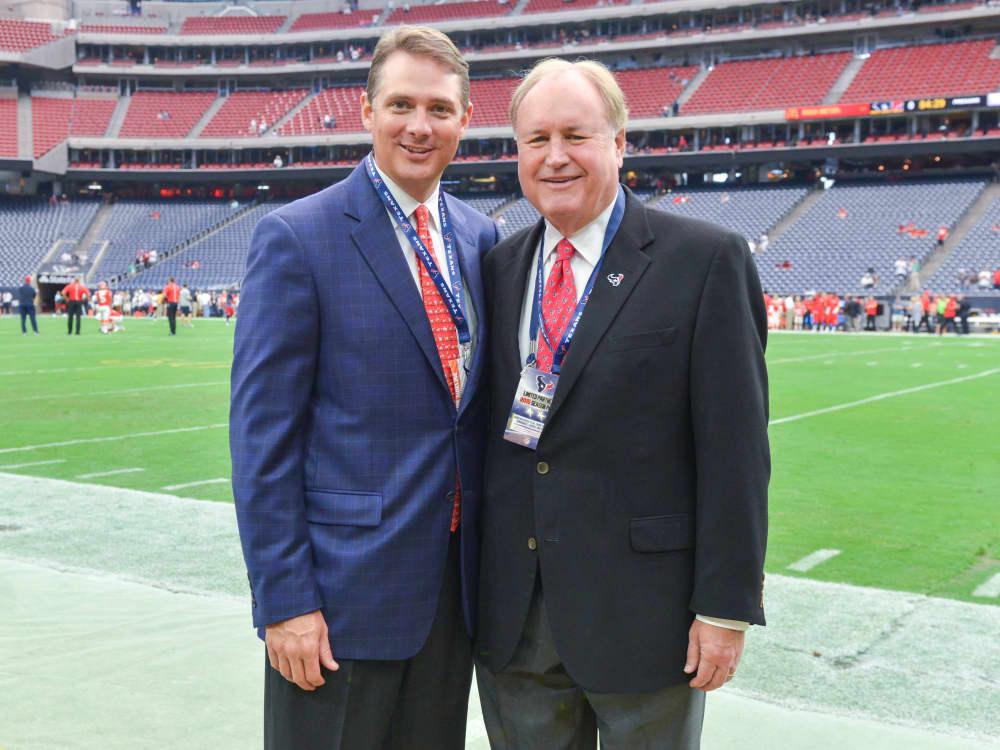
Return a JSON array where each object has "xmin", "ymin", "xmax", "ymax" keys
[
  {"xmin": 372, "ymin": 158, "xmax": 442, "ymax": 230},
  {"xmin": 541, "ymin": 191, "xmax": 619, "ymax": 269}
]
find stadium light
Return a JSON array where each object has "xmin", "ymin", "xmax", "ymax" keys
[
  {"xmin": 87, "ymin": 182, "xmax": 102, "ymax": 191},
  {"xmin": 257, "ymin": 184, "xmax": 270, "ymax": 191}
]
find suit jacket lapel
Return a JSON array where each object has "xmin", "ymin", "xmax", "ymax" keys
[
  {"xmin": 497, "ymin": 220, "xmax": 545, "ymax": 381},
  {"xmin": 444, "ymin": 194, "xmax": 487, "ymax": 416},
  {"xmin": 545, "ymin": 194, "xmax": 654, "ymax": 429},
  {"xmin": 346, "ymin": 165, "xmax": 452, "ymax": 399}
]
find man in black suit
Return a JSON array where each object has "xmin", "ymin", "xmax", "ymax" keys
[{"xmin": 476, "ymin": 58, "xmax": 770, "ymax": 748}]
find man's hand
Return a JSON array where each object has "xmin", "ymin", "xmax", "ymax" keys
[
  {"xmin": 265, "ymin": 610, "xmax": 339, "ymax": 691},
  {"xmin": 684, "ymin": 619, "xmax": 744, "ymax": 692}
]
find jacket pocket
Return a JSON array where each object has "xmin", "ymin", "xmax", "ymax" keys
[
  {"xmin": 607, "ymin": 327, "xmax": 676, "ymax": 352},
  {"xmin": 304, "ymin": 489, "xmax": 382, "ymax": 527},
  {"xmin": 629, "ymin": 513, "xmax": 693, "ymax": 553}
]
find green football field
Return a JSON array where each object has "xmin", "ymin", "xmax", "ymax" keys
[{"xmin": 1, "ymin": 314, "xmax": 998, "ymax": 606}]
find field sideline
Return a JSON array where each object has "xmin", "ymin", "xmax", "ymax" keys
[{"xmin": 2, "ymin": 315, "xmax": 998, "ymax": 605}]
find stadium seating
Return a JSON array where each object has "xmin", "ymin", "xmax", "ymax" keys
[
  {"xmin": 90, "ymin": 201, "xmax": 243, "ymax": 282},
  {"xmin": 454, "ymin": 193, "xmax": 512, "ymax": 218},
  {"xmin": 124, "ymin": 202, "xmax": 286, "ymax": 289},
  {"xmin": 79, "ymin": 24, "xmax": 168, "ymax": 34},
  {"xmin": 0, "ymin": 98, "xmax": 17, "ymax": 157},
  {"xmin": 682, "ymin": 52, "xmax": 852, "ymax": 114},
  {"xmin": 118, "ymin": 91, "xmax": 217, "ymax": 138},
  {"xmin": 32, "ymin": 96, "xmax": 117, "ymax": 156},
  {"xmin": 200, "ymin": 90, "xmax": 309, "ymax": 137},
  {"xmin": 277, "ymin": 86, "xmax": 364, "ymax": 135},
  {"xmin": 288, "ymin": 10, "xmax": 379, "ymax": 31},
  {"xmin": 842, "ymin": 40, "xmax": 1000, "ymax": 103},
  {"xmin": 923, "ymin": 194, "xmax": 1000, "ymax": 296},
  {"xmin": 0, "ymin": 199, "xmax": 101, "ymax": 286},
  {"xmin": 468, "ymin": 78, "xmax": 519, "ymax": 127},
  {"xmin": 757, "ymin": 180, "xmax": 987, "ymax": 295},
  {"xmin": 0, "ymin": 18, "xmax": 61, "ymax": 52},
  {"xmin": 384, "ymin": 0, "xmax": 511, "ymax": 25},
  {"xmin": 652, "ymin": 185, "xmax": 809, "ymax": 248},
  {"xmin": 617, "ymin": 66, "xmax": 700, "ymax": 118},
  {"xmin": 496, "ymin": 197, "xmax": 541, "ymax": 238},
  {"xmin": 179, "ymin": 16, "xmax": 286, "ymax": 35},
  {"xmin": 523, "ymin": 0, "xmax": 624, "ymax": 14}
]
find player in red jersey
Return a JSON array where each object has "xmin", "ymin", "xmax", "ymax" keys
[{"xmin": 94, "ymin": 281, "xmax": 113, "ymax": 334}]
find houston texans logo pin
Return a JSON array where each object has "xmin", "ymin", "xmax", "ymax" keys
[
  {"xmin": 607, "ymin": 273, "xmax": 624, "ymax": 287},
  {"xmin": 535, "ymin": 376, "xmax": 554, "ymax": 393}
]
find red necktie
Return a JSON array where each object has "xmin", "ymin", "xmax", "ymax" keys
[
  {"xmin": 536, "ymin": 238, "xmax": 578, "ymax": 373},
  {"xmin": 414, "ymin": 204, "xmax": 462, "ymax": 532}
]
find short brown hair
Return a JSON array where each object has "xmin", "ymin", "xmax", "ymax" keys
[
  {"xmin": 367, "ymin": 25, "xmax": 470, "ymax": 110},
  {"xmin": 510, "ymin": 58, "xmax": 628, "ymax": 132}
]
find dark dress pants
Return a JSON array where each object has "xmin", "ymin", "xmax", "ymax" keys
[
  {"xmin": 67, "ymin": 301, "xmax": 82, "ymax": 334},
  {"xmin": 477, "ymin": 575, "xmax": 705, "ymax": 750},
  {"xmin": 167, "ymin": 302, "xmax": 178, "ymax": 334},
  {"xmin": 264, "ymin": 532, "xmax": 473, "ymax": 750},
  {"xmin": 20, "ymin": 305, "xmax": 37, "ymax": 333}
]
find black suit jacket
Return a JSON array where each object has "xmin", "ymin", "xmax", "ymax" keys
[{"xmin": 477, "ymin": 189, "xmax": 770, "ymax": 694}]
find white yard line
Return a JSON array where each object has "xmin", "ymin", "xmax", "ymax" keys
[
  {"xmin": 75, "ymin": 468, "xmax": 146, "ymax": 480},
  {"xmin": 161, "ymin": 478, "xmax": 229, "ymax": 491},
  {"xmin": 973, "ymin": 573, "xmax": 1000, "ymax": 598},
  {"xmin": 767, "ymin": 343, "xmax": 930, "ymax": 365},
  {"xmin": 0, "ymin": 459, "xmax": 66, "ymax": 470},
  {"xmin": 770, "ymin": 369, "xmax": 1000, "ymax": 426},
  {"xmin": 9, "ymin": 381, "xmax": 229, "ymax": 403},
  {"xmin": 788, "ymin": 549, "xmax": 842, "ymax": 572},
  {"xmin": 0, "ymin": 423, "xmax": 227, "ymax": 455}
]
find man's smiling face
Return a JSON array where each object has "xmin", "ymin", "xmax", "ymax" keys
[
  {"xmin": 514, "ymin": 69, "xmax": 624, "ymax": 237},
  {"xmin": 361, "ymin": 50, "xmax": 472, "ymax": 202}
]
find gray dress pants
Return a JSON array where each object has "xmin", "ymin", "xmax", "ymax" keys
[{"xmin": 477, "ymin": 580, "xmax": 705, "ymax": 750}]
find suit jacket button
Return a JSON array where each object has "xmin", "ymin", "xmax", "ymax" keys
[
  {"xmin": 536, "ymin": 461, "xmax": 549, "ymax": 475},
  {"xmin": 527, "ymin": 537, "xmax": 538, "ymax": 551},
  {"xmin": 445, "ymin": 490, "xmax": 456, "ymax": 503}
]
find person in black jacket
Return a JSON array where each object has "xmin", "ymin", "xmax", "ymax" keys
[
  {"xmin": 476, "ymin": 59, "xmax": 769, "ymax": 749},
  {"xmin": 17, "ymin": 276, "xmax": 38, "ymax": 335},
  {"xmin": 957, "ymin": 294, "xmax": 971, "ymax": 335}
]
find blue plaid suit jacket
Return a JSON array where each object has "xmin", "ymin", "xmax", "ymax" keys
[{"xmin": 230, "ymin": 161, "xmax": 499, "ymax": 660}]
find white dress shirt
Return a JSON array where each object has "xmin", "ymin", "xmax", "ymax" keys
[
  {"xmin": 374, "ymin": 161, "xmax": 476, "ymax": 392},
  {"xmin": 516, "ymin": 193, "xmax": 749, "ymax": 633}
]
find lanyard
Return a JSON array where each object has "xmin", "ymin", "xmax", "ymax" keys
[
  {"xmin": 528, "ymin": 187, "xmax": 626, "ymax": 375},
  {"xmin": 364, "ymin": 154, "xmax": 470, "ymax": 347}
]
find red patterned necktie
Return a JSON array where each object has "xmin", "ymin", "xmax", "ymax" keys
[
  {"xmin": 414, "ymin": 204, "xmax": 462, "ymax": 532},
  {"xmin": 536, "ymin": 238, "xmax": 578, "ymax": 373}
]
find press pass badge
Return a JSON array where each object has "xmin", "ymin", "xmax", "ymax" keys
[{"xmin": 503, "ymin": 366, "xmax": 558, "ymax": 450}]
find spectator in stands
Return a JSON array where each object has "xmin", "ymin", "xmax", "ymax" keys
[
  {"xmin": 17, "ymin": 276, "xmax": 38, "ymax": 335},
  {"xmin": 230, "ymin": 26, "xmax": 496, "ymax": 750},
  {"xmin": 323, "ymin": 113, "xmax": 335, "ymax": 129},
  {"xmin": 894, "ymin": 257, "xmax": 908, "ymax": 279},
  {"xmin": 993, "ymin": 267, "xmax": 1000, "ymax": 290},
  {"xmin": 249, "ymin": 118, "xmax": 257, "ymax": 134},
  {"xmin": 757, "ymin": 232, "xmax": 769, "ymax": 254},
  {"xmin": 936, "ymin": 225, "xmax": 948, "ymax": 245},
  {"xmin": 978, "ymin": 269, "xmax": 992, "ymax": 289},
  {"xmin": 149, "ymin": 249, "xmax": 158, "ymax": 265},
  {"xmin": 258, "ymin": 118, "xmax": 268, "ymax": 135},
  {"xmin": 272, "ymin": 154, "xmax": 284, "ymax": 168},
  {"xmin": 860, "ymin": 269, "xmax": 876, "ymax": 289}
]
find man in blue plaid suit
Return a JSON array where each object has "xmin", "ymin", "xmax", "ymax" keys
[{"xmin": 230, "ymin": 26, "xmax": 499, "ymax": 749}]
